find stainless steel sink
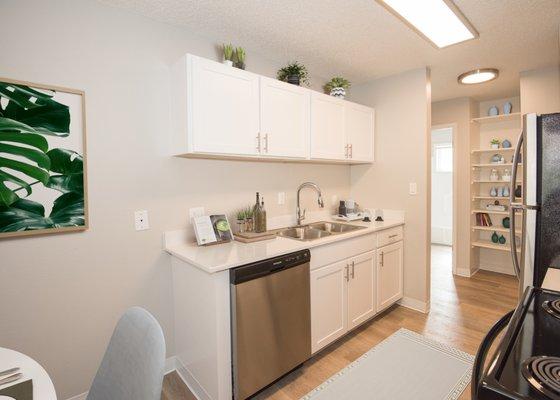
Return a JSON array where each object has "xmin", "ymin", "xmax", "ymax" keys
[
  {"xmin": 277, "ymin": 226, "xmax": 332, "ymax": 241},
  {"xmin": 308, "ymin": 221, "xmax": 366, "ymax": 234},
  {"xmin": 277, "ymin": 222, "xmax": 365, "ymax": 242}
]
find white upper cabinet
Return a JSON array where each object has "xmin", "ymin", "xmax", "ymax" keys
[
  {"xmin": 310, "ymin": 92, "xmax": 346, "ymax": 161},
  {"xmin": 190, "ymin": 56, "xmax": 260, "ymax": 156},
  {"xmin": 259, "ymin": 77, "xmax": 310, "ymax": 158},
  {"xmin": 171, "ymin": 54, "xmax": 374, "ymax": 164},
  {"xmin": 345, "ymin": 102, "xmax": 375, "ymax": 162}
]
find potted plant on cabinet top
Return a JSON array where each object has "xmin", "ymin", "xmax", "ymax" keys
[
  {"xmin": 223, "ymin": 44, "xmax": 234, "ymax": 66},
  {"xmin": 324, "ymin": 76, "xmax": 351, "ymax": 99},
  {"xmin": 277, "ymin": 62, "xmax": 309, "ymax": 86},
  {"xmin": 234, "ymin": 47, "xmax": 246, "ymax": 70},
  {"xmin": 490, "ymin": 138, "xmax": 501, "ymax": 149}
]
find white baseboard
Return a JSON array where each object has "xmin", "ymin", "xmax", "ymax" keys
[
  {"xmin": 174, "ymin": 357, "xmax": 206, "ymax": 400},
  {"xmin": 398, "ymin": 297, "xmax": 430, "ymax": 313},
  {"xmin": 66, "ymin": 356, "xmax": 180, "ymax": 400},
  {"xmin": 455, "ymin": 267, "xmax": 472, "ymax": 277},
  {"xmin": 479, "ymin": 264, "xmax": 515, "ymax": 276}
]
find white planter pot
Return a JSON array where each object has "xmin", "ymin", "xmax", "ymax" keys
[
  {"xmin": 330, "ymin": 87, "xmax": 346, "ymax": 99},
  {"xmin": 491, "ymin": 144, "xmax": 499, "ymax": 149},
  {"xmin": 223, "ymin": 60, "xmax": 234, "ymax": 67}
]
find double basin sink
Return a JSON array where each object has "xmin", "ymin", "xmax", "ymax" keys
[{"xmin": 277, "ymin": 221, "xmax": 366, "ymax": 242}]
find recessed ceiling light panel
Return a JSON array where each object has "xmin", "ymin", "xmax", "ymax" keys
[
  {"xmin": 376, "ymin": 0, "xmax": 478, "ymax": 48},
  {"xmin": 458, "ymin": 68, "xmax": 499, "ymax": 85}
]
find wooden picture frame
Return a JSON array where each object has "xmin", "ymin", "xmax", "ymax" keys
[{"xmin": 0, "ymin": 77, "xmax": 88, "ymax": 239}]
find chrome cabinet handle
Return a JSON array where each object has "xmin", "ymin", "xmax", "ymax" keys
[
  {"xmin": 264, "ymin": 133, "xmax": 269, "ymax": 153},
  {"xmin": 345, "ymin": 265, "xmax": 349, "ymax": 282},
  {"xmin": 344, "ymin": 144, "xmax": 349, "ymax": 158},
  {"xmin": 380, "ymin": 252, "xmax": 384, "ymax": 267},
  {"xmin": 349, "ymin": 144, "xmax": 353, "ymax": 158},
  {"xmin": 256, "ymin": 133, "xmax": 261, "ymax": 153},
  {"xmin": 509, "ymin": 131, "xmax": 523, "ymax": 279},
  {"xmin": 351, "ymin": 261, "xmax": 355, "ymax": 279},
  {"xmin": 389, "ymin": 234, "xmax": 398, "ymax": 238}
]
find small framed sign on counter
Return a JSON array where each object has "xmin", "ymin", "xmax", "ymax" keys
[{"xmin": 193, "ymin": 214, "xmax": 233, "ymax": 246}]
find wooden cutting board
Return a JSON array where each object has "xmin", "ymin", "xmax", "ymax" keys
[{"xmin": 234, "ymin": 230, "xmax": 278, "ymax": 243}]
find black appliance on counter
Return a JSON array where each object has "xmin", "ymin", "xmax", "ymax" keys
[{"xmin": 473, "ymin": 113, "xmax": 560, "ymax": 400}]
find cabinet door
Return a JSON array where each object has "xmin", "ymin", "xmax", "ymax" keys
[
  {"xmin": 191, "ymin": 56, "xmax": 260, "ymax": 155},
  {"xmin": 310, "ymin": 92, "xmax": 346, "ymax": 160},
  {"xmin": 345, "ymin": 102, "xmax": 374, "ymax": 162},
  {"xmin": 260, "ymin": 77, "xmax": 310, "ymax": 158},
  {"xmin": 310, "ymin": 260, "xmax": 348, "ymax": 353},
  {"xmin": 376, "ymin": 241, "xmax": 404, "ymax": 312},
  {"xmin": 347, "ymin": 251, "xmax": 376, "ymax": 330}
]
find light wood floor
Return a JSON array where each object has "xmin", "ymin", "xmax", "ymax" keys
[{"xmin": 162, "ymin": 245, "xmax": 519, "ymax": 400}]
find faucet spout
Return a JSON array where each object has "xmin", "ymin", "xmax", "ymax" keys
[{"xmin": 296, "ymin": 182, "xmax": 324, "ymax": 226}]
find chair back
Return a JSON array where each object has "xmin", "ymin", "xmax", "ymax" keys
[{"xmin": 86, "ymin": 307, "xmax": 166, "ymax": 400}]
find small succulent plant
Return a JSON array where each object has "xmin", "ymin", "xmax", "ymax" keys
[
  {"xmin": 324, "ymin": 76, "xmax": 351, "ymax": 93},
  {"xmin": 234, "ymin": 47, "xmax": 246, "ymax": 65},
  {"xmin": 491, "ymin": 138, "xmax": 501, "ymax": 145},
  {"xmin": 223, "ymin": 43, "xmax": 234, "ymax": 61},
  {"xmin": 277, "ymin": 62, "xmax": 309, "ymax": 86}
]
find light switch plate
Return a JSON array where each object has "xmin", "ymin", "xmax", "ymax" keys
[
  {"xmin": 189, "ymin": 207, "xmax": 205, "ymax": 221},
  {"xmin": 409, "ymin": 182, "xmax": 418, "ymax": 195},
  {"xmin": 277, "ymin": 192, "xmax": 285, "ymax": 205},
  {"xmin": 134, "ymin": 210, "xmax": 150, "ymax": 231}
]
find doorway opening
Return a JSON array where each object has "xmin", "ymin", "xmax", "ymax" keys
[{"xmin": 431, "ymin": 125, "xmax": 457, "ymax": 274}]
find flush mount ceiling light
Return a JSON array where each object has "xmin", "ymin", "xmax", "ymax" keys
[
  {"xmin": 376, "ymin": 0, "xmax": 478, "ymax": 48},
  {"xmin": 457, "ymin": 68, "xmax": 499, "ymax": 85}
]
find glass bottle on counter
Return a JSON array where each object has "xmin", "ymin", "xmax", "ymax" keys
[{"xmin": 253, "ymin": 192, "xmax": 267, "ymax": 233}]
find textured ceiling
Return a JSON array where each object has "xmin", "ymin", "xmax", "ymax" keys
[{"xmin": 98, "ymin": 0, "xmax": 560, "ymax": 102}]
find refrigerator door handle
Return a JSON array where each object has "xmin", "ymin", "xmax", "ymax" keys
[{"xmin": 509, "ymin": 131, "xmax": 524, "ymax": 279}]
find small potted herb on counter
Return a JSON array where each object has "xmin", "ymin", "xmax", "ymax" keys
[
  {"xmin": 223, "ymin": 43, "xmax": 234, "ymax": 66},
  {"xmin": 324, "ymin": 76, "xmax": 351, "ymax": 99},
  {"xmin": 277, "ymin": 62, "xmax": 309, "ymax": 86}
]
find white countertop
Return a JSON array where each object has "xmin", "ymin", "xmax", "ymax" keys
[
  {"xmin": 164, "ymin": 218, "xmax": 404, "ymax": 273},
  {"xmin": 543, "ymin": 268, "xmax": 560, "ymax": 292}
]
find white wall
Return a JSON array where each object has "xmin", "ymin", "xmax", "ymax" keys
[
  {"xmin": 431, "ymin": 128, "xmax": 453, "ymax": 246},
  {"xmin": 520, "ymin": 66, "xmax": 560, "ymax": 114},
  {"xmin": 0, "ymin": 1, "xmax": 350, "ymax": 398},
  {"xmin": 350, "ymin": 68, "xmax": 431, "ymax": 309}
]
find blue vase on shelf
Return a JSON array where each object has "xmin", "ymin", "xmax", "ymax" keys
[
  {"xmin": 488, "ymin": 106, "xmax": 499, "ymax": 116},
  {"xmin": 502, "ymin": 139, "xmax": 512, "ymax": 148},
  {"xmin": 503, "ymin": 102, "xmax": 513, "ymax": 115}
]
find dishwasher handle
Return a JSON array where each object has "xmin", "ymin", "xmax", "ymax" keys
[{"xmin": 230, "ymin": 249, "xmax": 311, "ymax": 285}]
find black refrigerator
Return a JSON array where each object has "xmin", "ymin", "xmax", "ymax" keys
[{"xmin": 510, "ymin": 112, "xmax": 560, "ymax": 290}]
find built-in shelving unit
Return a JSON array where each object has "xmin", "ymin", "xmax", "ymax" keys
[{"xmin": 470, "ymin": 99, "xmax": 523, "ymax": 274}]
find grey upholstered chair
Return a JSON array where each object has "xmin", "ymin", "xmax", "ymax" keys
[{"xmin": 86, "ymin": 307, "xmax": 166, "ymax": 400}]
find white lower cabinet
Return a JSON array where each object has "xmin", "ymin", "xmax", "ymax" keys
[
  {"xmin": 310, "ymin": 259, "xmax": 348, "ymax": 353},
  {"xmin": 311, "ymin": 232, "xmax": 404, "ymax": 354},
  {"xmin": 310, "ymin": 251, "xmax": 376, "ymax": 353},
  {"xmin": 376, "ymin": 241, "xmax": 404, "ymax": 312},
  {"xmin": 347, "ymin": 251, "xmax": 376, "ymax": 329}
]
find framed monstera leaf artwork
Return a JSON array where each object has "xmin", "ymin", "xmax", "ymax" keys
[{"xmin": 0, "ymin": 78, "xmax": 88, "ymax": 238}]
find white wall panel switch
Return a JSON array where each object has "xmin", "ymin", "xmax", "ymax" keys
[
  {"xmin": 409, "ymin": 182, "xmax": 418, "ymax": 195},
  {"xmin": 134, "ymin": 210, "xmax": 150, "ymax": 231},
  {"xmin": 189, "ymin": 207, "xmax": 205, "ymax": 221},
  {"xmin": 277, "ymin": 192, "xmax": 285, "ymax": 205}
]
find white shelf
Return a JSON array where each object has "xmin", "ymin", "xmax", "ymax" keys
[
  {"xmin": 471, "ymin": 180, "xmax": 522, "ymax": 184},
  {"xmin": 472, "ymin": 196, "xmax": 521, "ymax": 201},
  {"xmin": 472, "ymin": 163, "xmax": 515, "ymax": 168},
  {"xmin": 471, "ymin": 112, "xmax": 521, "ymax": 124},
  {"xmin": 472, "ymin": 209, "xmax": 510, "ymax": 215},
  {"xmin": 471, "ymin": 148, "xmax": 516, "ymax": 154},
  {"xmin": 472, "ymin": 241, "xmax": 520, "ymax": 252},
  {"xmin": 472, "ymin": 226, "xmax": 520, "ymax": 234}
]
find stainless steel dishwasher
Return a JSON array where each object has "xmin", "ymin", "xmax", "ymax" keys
[{"xmin": 230, "ymin": 249, "xmax": 311, "ymax": 400}]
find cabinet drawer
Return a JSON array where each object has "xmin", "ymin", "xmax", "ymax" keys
[
  {"xmin": 310, "ymin": 233, "xmax": 376, "ymax": 270},
  {"xmin": 377, "ymin": 226, "xmax": 403, "ymax": 248}
]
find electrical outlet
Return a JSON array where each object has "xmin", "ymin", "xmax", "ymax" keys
[
  {"xmin": 409, "ymin": 182, "xmax": 418, "ymax": 195},
  {"xmin": 277, "ymin": 192, "xmax": 285, "ymax": 205},
  {"xmin": 189, "ymin": 207, "xmax": 205, "ymax": 221},
  {"xmin": 134, "ymin": 210, "xmax": 150, "ymax": 231}
]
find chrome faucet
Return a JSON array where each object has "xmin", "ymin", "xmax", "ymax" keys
[{"xmin": 296, "ymin": 182, "xmax": 325, "ymax": 225}]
